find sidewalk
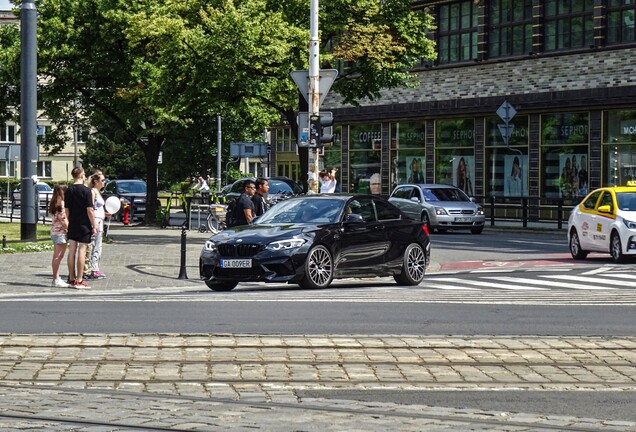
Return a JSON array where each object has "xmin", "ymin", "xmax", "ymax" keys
[{"xmin": 0, "ymin": 223, "xmax": 210, "ymax": 294}]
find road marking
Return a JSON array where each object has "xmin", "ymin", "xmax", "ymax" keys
[
  {"xmin": 484, "ymin": 276, "xmax": 615, "ymax": 290},
  {"xmin": 539, "ymin": 274, "xmax": 636, "ymax": 287},
  {"xmin": 508, "ymin": 240, "xmax": 564, "ymax": 246},
  {"xmin": 581, "ymin": 267, "xmax": 611, "ymax": 275},
  {"xmin": 425, "ymin": 277, "xmax": 547, "ymax": 290}
]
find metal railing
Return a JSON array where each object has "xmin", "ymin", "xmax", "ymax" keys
[{"xmin": 475, "ymin": 195, "xmax": 580, "ymax": 229}]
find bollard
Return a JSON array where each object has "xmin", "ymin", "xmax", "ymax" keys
[
  {"xmin": 490, "ymin": 194, "xmax": 495, "ymax": 226},
  {"xmin": 2, "ymin": 235, "xmax": 6, "ymax": 249},
  {"xmin": 177, "ymin": 225, "xmax": 188, "ymax": 279},
  {"xmin": 557, "ymin": 199, "xmax": 563, "ymax": 230},
  {"xmin": 522, "ymin": 197, "xmax": 528, "ymax": 228}
]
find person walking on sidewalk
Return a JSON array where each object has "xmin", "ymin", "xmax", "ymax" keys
[
  {"xmin": 65, "ymin": 167, "xmax": 97, "ymax": 289},
  {"xmin": 251, "ymin": 178, "xmax": 269, "ymax": 217},
  {"xmin": 87, "ymin": 172, "xmax": 107, "ymax": 280},
  {"xmin": 49, "ymin": 184, "xmax": 70, "ymax": 288},
  {"xmin": 82, "ymin": 168, "xmax": 101, "ymax": 280}
]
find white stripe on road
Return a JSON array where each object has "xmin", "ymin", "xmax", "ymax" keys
[
  {"xmin": 425, "ymin": 277, "xmax": 547, "ymax": 290},
  {"xmin": 484, "ymin": 276, "xmax": 615, "ymax": 290},
  {"xmin": 539, "ymin": 274, "xmax": 636, "ymax": 287}
]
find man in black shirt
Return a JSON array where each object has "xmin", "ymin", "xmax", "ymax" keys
[
  {"xmin": 251, "ymin": 178, "xmax": 269, "ymax": 217},
  {"xmin": 234, "ymin": 180, "xmax": 256, "ymax": 226}
]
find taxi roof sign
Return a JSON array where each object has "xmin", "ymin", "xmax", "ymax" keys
[{"xmin": 627, "ymin": 180, "xmax": 636, "ymax": 186}]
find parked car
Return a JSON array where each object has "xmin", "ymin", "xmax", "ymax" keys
[
  {"xmin": 222, "ymin": 176, "xmax": 303, "ymax": 203},
  {"xmin": 200, "ymin": 194, "xmax": 430, "ymax": 291},
  {"xmin": 12, "ymin": 182, "xmax": 54, "ymax": 208},
  {"xmin": 389, "ymin": 183, "xmax": 485, "ymax": 234},
  {"xmin": 568, "ymin": 186, "xmax": 636, "ymax": 263},
  {"xmin": 102, "ymin": 179, "xmax": 147, "ymax": 221}
]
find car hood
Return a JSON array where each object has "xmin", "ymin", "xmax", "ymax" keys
[
  {"xmin": 210, "ymin": 224, "xmax": 315, "ymax": 244},
  {"xmin": 434, "ymin": 201, "xmax": 480, "ymax": 209}
]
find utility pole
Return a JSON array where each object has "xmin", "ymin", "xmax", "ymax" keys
[
  {"xmin": 20, "ymin": 0, "xmax": 37, "ymax": 241},
  {"xmin": 216, "ymin": 114, "xmax": 222, "ymax": 192},
  {"xmin": 308, "ymin": 0, "xmax": 320, "ymax": 193}
]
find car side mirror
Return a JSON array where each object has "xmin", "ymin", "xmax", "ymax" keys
[
  {"xmin": 470, "ymin": 197, "xmax": 476, "ymax": 203},
  {"xmin": 597, "ymin": 205, "xmax": 612, "ymax": 214},
  {"xmin": 345, "ymin": 213, "xmax": 364, "ymax": 223},
  {"xmin": 410, "ymin": 197, "xmax": 420, "ymax": 203}
]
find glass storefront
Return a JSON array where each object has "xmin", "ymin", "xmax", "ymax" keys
[
  {"xmin": 603, "ymin": 110, "xmax": 636, "ymax": 186},
  {"xmin": 485, "ymin": 116, "xmax": 529, "ymax": 197},
  {"xmin": 435, "ymin": 118, "xmax": 475, "ymax": 196},
  {"xmin": 390, "ymin": 121, "xmax": 426, "ymax": 191},
  {"xmin": 349, "ymin": 124, "xmax": 382, "ymax": 194},
  {"xmin": 541, "ymin": 112, "xmax": 589, "ymax": 199},
  {"xmin": 322, "ymin": 125, "xmax": 343, "ymax": 190}
]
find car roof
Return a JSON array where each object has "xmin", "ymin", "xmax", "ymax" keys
[{"xmin": 594, "ymin": 186, "xmax": 636, "ymax": 193}]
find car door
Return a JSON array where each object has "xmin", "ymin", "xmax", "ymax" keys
[
  {"xmin": 373, "ymin": 198, "xmax": 412, "ymax": 270},
  {"xmin": 335, "ymin": 197, "xmax": 389, "ymax": 276},
  {"xmin": 576, "ymin": 190, "xmax": 601, "ymax": 249},
  {"xmin": 389, "ymin": 186, "xmax": 420, "ymax": 219},
  {"xmin": 591, "ymin": 191, "xmax": 615, "ymax": 251}
]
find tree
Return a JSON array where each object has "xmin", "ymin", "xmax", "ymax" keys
[{"xmin": 0, "ymin": 0, "xmax": 435, "ymax": 222}]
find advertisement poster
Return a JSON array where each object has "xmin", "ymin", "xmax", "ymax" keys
[
  {"xmin": 504, "ymin": 155, "xmax": 527, "ymax": 197},
  {"xmin": 406, "ymin": 156, "xmax": 425, "ymax": 184},
  {"xmin": 559, "ymin": 154, "xmax": 588, "ymax": 198},
  {"xmin": 452, "ymin": 156, "xmax": 474, "ymax": 196}
]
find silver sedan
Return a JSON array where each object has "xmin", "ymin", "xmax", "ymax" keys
[{"xmin": 389, "ymin": 183, "xmax": 485, "ymax": 234}]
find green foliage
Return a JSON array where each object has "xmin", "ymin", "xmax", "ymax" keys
[{"xmin": 0, "ymin": 0, "xmax": 436, "ymax": 218}]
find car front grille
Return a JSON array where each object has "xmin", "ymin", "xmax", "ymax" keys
[
  {"xmin": 218, "ymin": 244, "xmax": 262, "ymax": 257},
  {"xmin": 448, "ymin": 209, "xmax": 475, "ymax": 215}
]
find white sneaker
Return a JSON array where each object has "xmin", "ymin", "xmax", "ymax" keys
[{"xmin": 53, "ymin": 278, "xmax": 70, "ymax": 288}]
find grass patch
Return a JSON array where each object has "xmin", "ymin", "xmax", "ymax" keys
[{"xmin": 0, "ymin": 222, "xmax": 54, "ymax": 254}]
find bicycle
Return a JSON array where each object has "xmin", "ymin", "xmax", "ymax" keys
[{"xmin": 198, "ymin": 203, "xmax": 227, "ymax": 234}]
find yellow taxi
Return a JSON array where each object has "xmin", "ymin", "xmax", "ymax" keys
[{"xmin": 567, "ymin": 186, "xmax": 636, "ymax": 263}]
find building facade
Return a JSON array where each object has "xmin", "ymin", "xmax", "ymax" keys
[{"xmin": 272, "ymin": 0, "xmax": 636, "ymax": 219}]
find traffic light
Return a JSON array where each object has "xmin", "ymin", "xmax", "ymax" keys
[
  {"xmin": 319, "ymin": 111, "xmax": 334, "ymax": 146},
  {"xmin": 299, "ymin": 111, "xmax": 335, "ymax": 148}
]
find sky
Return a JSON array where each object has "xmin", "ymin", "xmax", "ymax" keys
[{"xmin": 0, "ymin": 0, "xmax": 13, "ymax": 10}]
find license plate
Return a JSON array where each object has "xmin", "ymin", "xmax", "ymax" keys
[
  {"xmin": 454, "ymin": 217, "xmax": 471, "ymax": 222},
  {"xmin": 220, "ymin": 259, "xmax": 252, "ymax": 268}
]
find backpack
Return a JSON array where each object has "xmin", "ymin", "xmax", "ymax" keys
[{"xmin": 225, "ymin": 198, "xmax": 238, "ymax": 227}]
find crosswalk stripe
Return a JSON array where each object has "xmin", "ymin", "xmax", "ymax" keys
[
  {"xmin": 539, "ymin": 274, "xmax": 636, "ymax": 287},
  {"xmin": 602, "ymin": 273, "xmax": 636, "ymax": 280},
  {"xmin": 483, "ymin": 276, "xmax": 615, "ymax": 290},
  {"xmin": 423, "ymin": 283, "xmax": 480, "ymax": 291},
  {"xmin": 425, "ymin": 277, "xmax": 547, "ymax": 290}
]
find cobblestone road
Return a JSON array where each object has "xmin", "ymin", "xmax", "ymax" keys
[{"xmin": 0, "ymin": 333, "xmax": 634, "ymax": 431}]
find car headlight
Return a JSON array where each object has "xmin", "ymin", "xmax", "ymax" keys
[
  {"xmin": 476, "ymin": 206, "xmax": 484, "ymax": 215},
  {"xmin": 266, "ymin": 239, "xmax": 306, "ymax": 251},
  {"xmin": 622, "ymin": 218, "xmax": 636, "ymax": 230},
  {"xmin": 204, "ymin": 240, "xmax": 217, "ymax": 251},
  {"xmin": 435, "ymin": 207, "xmax": 448, "ymax": 216}
]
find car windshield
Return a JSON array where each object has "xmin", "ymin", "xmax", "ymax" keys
[
  {"xmin": 37, "ymin": 184, "xmax": 52, "ymax": 192},
  {"xmin": 256, "ymin": 198, "xmax": 344, "ymax": 224},
  {"xmin": 617, "ymin": 192, "xmax": 636, "ymax": 211},
  {"xmin": 118, "ymin": 182, "xmax": 146, "ymax": 194},
  {"xmin": 422, "ymin": 187, "xmax": 470, "ymax": 202}
]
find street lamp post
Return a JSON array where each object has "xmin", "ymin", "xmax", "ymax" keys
[{"xmin": 19, "ymin": 0, "xmax": 38, "ymax": 241}]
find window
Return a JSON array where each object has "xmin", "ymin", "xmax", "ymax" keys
[
  {"xmin": 349, "ymin": 124, "xmax": 382, "ymax": 194},
  {"xmin": 36, "ymin": 161, "xmax": 52, "ymax": 178},
  {"xmin": 1, "ymin": 124, "xmax": 15, "ymax": 143},
  {"xmin": 598, "ymin": 191, "xmax": 614, "ymax": 212},
  {"xmin": 489, "ymin": 0, "xmax": 533, "ymax": 57},
  {"xmin": 374, "ymin": 199, "xmax": 401, "ymax": 220},
  {"xmin": 76, "ymin": 127, "xmax": 89, "ymax": 143},
  {"xmin": 607, "ymin": 0, "xmax": 636, "ymax": 44},
  {"xmin": 435, "ymin": 118, "xmax": 475, "ymax": 196},
  {"xmin": 485, "ymin": 116, "xmax": 529, "ymax": 197},
  {"xmin": 544, "ymin": 0, "xmax": 594, "ymax": 51},
  {"xmin": 437, "ymin": 1, "xmax": 478, "ymax": 64},
  {"xmin": 603, "ymin": 110, "xmax": 636, "ymax": 186},
  {"xmin": 390, "ymin": 122, "xmax": 426, "ymax": 191},
  {"xmin": 392, "ymin": 186, "xmax": 415, "ymax": 200},
  {"xmin": 275, "ymin": 127, "xmax": 294, "ymax": 153},
  {"xmin": 540, "ymin": 112, "xmax": 589, "ymax": 199},
  {"xmin": 582, "ymin": 190, "xmax": 601, "ymax": 210},
  {"xmin": 0, "ymin": 160, "xmax": 17, "ymax": 177}
]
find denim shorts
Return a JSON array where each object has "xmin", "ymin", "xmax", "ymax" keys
[{"xmin": 51, "ymin": 234, "xmax": 67, "ymax": 245}]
